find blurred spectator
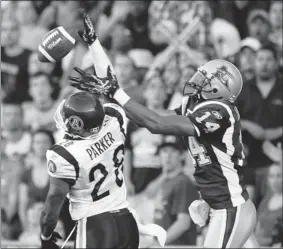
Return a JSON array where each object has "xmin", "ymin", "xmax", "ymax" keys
[
  {"xmin": 16, "ymin": 1, "xmax": 48, "ymax": 51},
  {"xmin": 31, "ymin": 0, "xmax": 52, "ymax": 16},
  {"xmin": 113, "ymin": 53, "xmax": 139, "ymax": 88},
  {"xmin": 18, "ymin": 202, "xmax": 66, "ymax": 245},
  {"xmin": 18, "ymin": 202, "xmax": 44, "ymax": 245},
  {"xmin": 18, "ymin": 129, "xmax": 55, "ymax": 230},
  {"xmin": 247, "ymin": 9, "xmax": 275, "ymax": 47},
  {"xmin": 28, "ymin": 51, "xmax": 63, "ymax": 85},
  {"xmin": 253, "ymin": 141, "xmax": 283, "ymax": 205},
  {"xmin": 121, "ymin": 1, "xmax": 158, "ymax": 53},
  {"xmin": 148, "ymin": 1, "xmax": 191, "ymax": 46},
  {"xmin": 128, "ymin": 49, "xmax": 154, "ymax": 83},
  {"xmin": 28, "ymin": 52, "xmax": 55, "ymax": 76},
  {"xmin": 112, "ymin": 52, "xmax": 147, "ymax": 104},
  {"xmin": 269, "ymin": 1, "xmax": 283, "ymax": 65},
  {"xmin": 62, "ymin": 43, "xmax": 88, "ymax": 81},
  {"xmin": 255, "ymin": 164, "xmax": 282, "ymax": 247},
  {"xmin": 23, "ymin": 72, "xmax": 59, "ymax": 132},
  {"xmin": 109, "ymin": 24, "xmax": 133, "ymax": 56},
  {"xmin": 215, "ymin": 0, "xmax": 270, "ymax": 39},
  {"xmin": 152, "ymin": 142, "xmax": 198, "ymax": 245},
  {"xmin": 145, "ymin": 10, "xmax": 207, "ymax": 96},
  {"xmin": 167, "ymin": 64, "xmax": 198, "ymax": 110},
  {"xmin": 210, "ymin": 18, "xmax": 241, "ymax": 59},
  {"xmin": 38, "ymin": 1, "xmax": 81, "ymax": 31},
  {"xmin": 124, "ymin": 75, "xmax": 168, "ymax": 195},
  {"xmin": 96, "ymin": 1, "xmax": 132, "ymax": 47},
  {"xmin": 176, "ymin": 1, "xmax": 217, "ymax": 61},
  {"xmin": 1, "ymin": 1, "xmax": 17, "ymax": 21},
  {"xmin": 237, "ymin": 37, "xmax": 261, "ymax": 81},
  {"xmin": 1, "ymin": 153, "xmax": 23, "ymax": 240},
  {"xmin": 162, "ymin": 53, "xmax": 182, "ymax": 95},
  {"xmin": 269, "ymin": 1, "xmax": 282, "ymax": 46},
  {"xmin": 237, "ymin": 46, "xmax": 283, "ymax": 204},
  {"xmin": 97, "ymin": 1, "xmax": 161, "ymax": 54},
  {"xmin": 1, "ymin": 96, "xmax": 32, "ymax": 159},
  {"xmin": 262, "ymin": 140, "xmax": 282, "ymax": 166},
  {"xmin": 1, "ymin": 18, "xmax": 32, "ymax": 102}
]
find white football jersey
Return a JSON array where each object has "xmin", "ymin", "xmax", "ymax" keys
[{"xmin": 46, "ymin": 103, "xmax": 129, "ymax": 220}]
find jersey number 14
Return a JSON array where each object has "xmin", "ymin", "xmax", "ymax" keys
[
  {"xmin": 89, "ymin": 145, "xmax": 124, "ymax": 202},
  {"xmin": 188, "ymin": 137, "xmax": 211, "ymax": 166}
]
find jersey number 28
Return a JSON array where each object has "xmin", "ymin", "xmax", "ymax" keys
[{"xmin": 89, "ymin": 145, "xmax": 124, "ymax": 202}]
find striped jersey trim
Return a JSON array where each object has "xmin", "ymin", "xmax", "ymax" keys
[{"xmin": 51, "ymin": 144, "xmax": 80, "ymax": 180}]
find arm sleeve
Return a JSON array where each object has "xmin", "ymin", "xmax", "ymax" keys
[
  {"xmin": 46, "ymin": 149, "xmax": 78, "ymax": 186},
  {"xmin": 188, "ymin": 102, "xmax": 232, "ymax": 137},
  {"xmin": 88, "ymin": 39, "xmax": 115, "ymax": 78},
  {"xmin": 104, "ymin": 103, "xmax": 128, "ymax": 135}
]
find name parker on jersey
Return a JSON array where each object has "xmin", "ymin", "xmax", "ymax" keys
[{"xmin": 86, "ymin": 132, "xmax": 115, "ymax": 160}]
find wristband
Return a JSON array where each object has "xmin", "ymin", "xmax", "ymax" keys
[
  {"xmin": 113, "ymin": 89, "xmax": 131, "ymax": 106},
  {"xmin": 41, "ymin": 233, "xmax": 52, "ymax": 241}
]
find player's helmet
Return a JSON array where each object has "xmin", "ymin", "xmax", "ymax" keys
[
  {"xmin": 55, "ymin": 92, "xmax": 105, "ymax": 136},
  {"xmin": 183, "ymin": 59, "xmax": 243, "ymax": 103}
]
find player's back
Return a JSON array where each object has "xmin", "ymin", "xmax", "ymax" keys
[
  {"xmin": 46, "ymin": 103, "xmax": 128, "ymax": 220},
  {"xmin": 185, "ymin": 99, "xmax": 249, "ymax": 209}
]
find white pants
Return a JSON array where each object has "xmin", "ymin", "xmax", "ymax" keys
[{"xmin": 204, "ymin": 200, "xmax": 259, "ymax": 248}]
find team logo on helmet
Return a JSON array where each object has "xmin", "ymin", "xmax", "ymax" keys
[
  {"xmin": 213, "ymin": 66, "xmax": 233, "ymax": 88},
  {"xmin": 48, "ymin": 160, "xmax": 57, "ymax": 173},
  {"xmin": 68, "ymin": 115, "xmax": 84, "ymax": 131},
  {"xmin": 229, "ymin": 94, "xmax": 236, "ymax": 102}
]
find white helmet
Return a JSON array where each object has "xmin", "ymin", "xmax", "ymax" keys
[{"xmin": 183, "ymin": 59, "xmax": 243, "ymax": 103}]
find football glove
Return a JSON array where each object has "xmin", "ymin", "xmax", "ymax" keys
[
  {"xmin": 78, "ymin": 9, "xmax": 97, "ymax": 45},
  {"xmin": 69, "ymin": 66, "xmax": 119, "ymax": 98},
  {"xmin": 41, "ymin": 231, "xmax": 62, "ymax": 249},
  {"xmin": 188, "ymin": 200, "xmax": 210, "ymax": 227}
]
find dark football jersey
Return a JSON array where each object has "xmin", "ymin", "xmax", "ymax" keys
[{"xmin": 176, "ymin": 98, "xmax": 249, "ymax": 209}]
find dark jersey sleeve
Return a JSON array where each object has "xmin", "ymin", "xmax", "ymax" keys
[{"xmin": 188, "ymin": 102, "xmax": 233, "ymax": 137}]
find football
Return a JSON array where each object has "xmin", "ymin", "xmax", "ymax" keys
[{"xmin": 38, "ymin": 26, "xmax": 76, "ymax": 63}]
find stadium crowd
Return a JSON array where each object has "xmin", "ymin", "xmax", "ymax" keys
[{"xmin": 1, "ymin": 0, "xmax": 282, "ymax": 247}]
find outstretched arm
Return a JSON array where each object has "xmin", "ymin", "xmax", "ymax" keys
[
  {"xmin": 113, "ymin": 89, "xmax": 197, "ymax": 136},
  {"xmin": 73, "ymin": 11, "xmax": 196, "ymax": 136}
]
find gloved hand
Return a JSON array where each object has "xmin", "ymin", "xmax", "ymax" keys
[
  {"xmin": 41, "ymin": 231, "xmax": 62, "ymax": 249},
  {"xmin": 188, "ymin": 200, "xmax": 210, "ymax": 227},
  {"xmin": 78, "ymin": 9, "xmax": 97, "ymax": 45},
  {"xmin": 69, "ymin": 66, "xmax": 119, "ymax": 98}
]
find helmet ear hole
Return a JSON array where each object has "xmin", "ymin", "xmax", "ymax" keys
[{"xmin": 212, "ymin": 88, "xmax": 218, "ymax": 93}]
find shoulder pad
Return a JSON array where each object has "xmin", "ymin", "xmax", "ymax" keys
[
  {"xmin": 57, "ymin": 140, "xmax": 74, "ymax": 148},
  {"xmin": 46, "ymin": 145, "xmax": 79, "ymax": 183}
]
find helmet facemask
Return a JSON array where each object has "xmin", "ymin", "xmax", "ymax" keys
[
  {"xmin": 183, "ymin": 66, "xmax": 235, "ymax": 102},
  {"xmin": 183, "ymin": 67, "xmax": 216, "ymax": 98}
]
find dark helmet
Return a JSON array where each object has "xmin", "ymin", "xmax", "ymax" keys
[{"xmin": 62, "ymin": 92, "xmax": 105, "ymax": 134}]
